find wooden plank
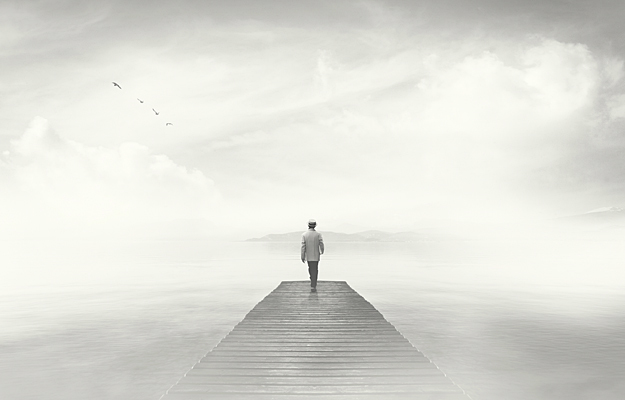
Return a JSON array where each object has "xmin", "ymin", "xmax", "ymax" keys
[
  {"xmin": 168, "ymin": 384, "xmax": 463, "ymax": 394},
  {"xmin": 163, "ymin": 393, "xmax": 469, "ymax": 400},
  {"xmin": 215, "ymin": 342, "xmax": 414, "ymax": 348},
  {"xmin": 223, "ymin": 333, "xmax": 406, "ymax": 338},
  {"xmin": 185, "ymin": 368, "xmax": 445, "ymax": 377},
  {"xmin": 179, "ymin": 375, "xmax": 454, "ymax": 385},
  {"xmin": 198, "ymin": 357, "xmax": 430, "ymax": 363},
  {"xmin": 160, "ymin": 281, "xmax": 468, "ymax": 400},
  {"xmin": 192, "ymin": 362, "xmax": 438, "ymax": 369},
  {"xmin": 200, "ymin": 353, "xmax": 430, "ymax": 359},
  {"xmin": 208, "ymin": 349, "xmax": 422, "ymax": 355}
]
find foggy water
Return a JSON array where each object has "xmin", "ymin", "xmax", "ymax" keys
[{"xmin": 1, "ymin": 239, "xmax": 624, "ymax": 400}]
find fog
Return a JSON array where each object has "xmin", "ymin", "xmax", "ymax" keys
[
  {"xmin": 2, "ymin": 1, "xmax": 625, "ymax": 399},
  {"xmin": 1, "ymin": 237, "xmax": 624, "ymax": 399}
]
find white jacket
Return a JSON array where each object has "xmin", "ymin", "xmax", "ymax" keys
[{"xmin": 301, "ymin": 229, "xmax": 324, "ymax": 261}]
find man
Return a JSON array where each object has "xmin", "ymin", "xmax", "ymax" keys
[{"xmin": 301, "ymin": 219, "xmax": 324, "ymax": 292}]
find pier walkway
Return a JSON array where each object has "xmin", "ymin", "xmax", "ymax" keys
[{"xmin": 161, "ymin": 281, "xmax": 469, "ymax": 400}]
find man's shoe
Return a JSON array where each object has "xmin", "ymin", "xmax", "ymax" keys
[{"xmin": 311, "ymin": 288, "xmax": 317, "ymax": 292}]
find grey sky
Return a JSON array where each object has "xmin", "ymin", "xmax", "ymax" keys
[{"xmin": 2, "ymin": 0, "xmax": 625, "ymax": 238}]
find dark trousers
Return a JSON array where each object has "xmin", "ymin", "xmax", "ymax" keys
[{"xmin": 307, "ymin": 261, "xmax": 319, "ymax": 288}]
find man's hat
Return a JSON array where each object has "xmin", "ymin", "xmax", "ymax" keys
[{"xmin": 308, "ymin": 219, "xmax": 316, "ymax": 226}]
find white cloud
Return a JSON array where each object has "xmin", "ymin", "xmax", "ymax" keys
[
  {"xmin": 0, "ymin": 117, "xmax": 220, "ymax": 238},
  {"xmin": 314, "ymin": 50, "xmax": 336, "ymax": 101},
  {"xmin": 600, "ymin": 57, "xmax": 624, "ymax": 87},
  {"xmin": 522, "ymin": 40, "xmax": 599, "ymax": 117},
  {"xmin": 232, "ymin": 38, "xmax": 625, "ymax": 225},
  {"xmin": 607, "ymin": 94, "xmax": 625, "ymax": 120},
  {"xmin": 3, "ymin": 1, "xmax": 625, "ymax": 235},
  {"xmin": 207, "ymin": 130, "xmax": 270, "ymax": 151}
]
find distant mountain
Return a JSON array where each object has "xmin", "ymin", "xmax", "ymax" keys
[
  {"xmin": 554, "ymin": 207, "xmax": 625, "ymax": 235},
  {"xmin": 558, "ymin": 207, "xmax": 625, "ymax": 222},
  {"xmin": 246, "ymin": 230, "xmax": 429, "ymax": 242},
  {"xmin": 585, "ymin": 206, "xmax": 624, "ymax": 214}
]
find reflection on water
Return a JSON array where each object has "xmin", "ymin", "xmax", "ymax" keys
[{"xmin": 0, "ymin": 239, "xmax": 624, "ymax": 400}]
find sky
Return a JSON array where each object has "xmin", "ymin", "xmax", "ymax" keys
[{"xmin": 2, "ymin": 0, "xmax": 625, "ymax": 239}]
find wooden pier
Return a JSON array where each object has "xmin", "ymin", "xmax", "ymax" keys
[{"xmin": 161, "ymin": 281, "xmax": 469, "ymax": 400}]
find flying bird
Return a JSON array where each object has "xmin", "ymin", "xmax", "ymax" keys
[
  {"xmin": 112, "ymin": 82, "xmax": 122, "ymax": 89},
  {"xmin": 165, "ymin": 122, "xmax": 173, "ymax": 126},
  {"xmin": 152, "ymin": 108, "xmax": 159, "ymax": 115},
  {"xmin": 137, "ymin": 98, "xmax": 144, "ymax": 103}
]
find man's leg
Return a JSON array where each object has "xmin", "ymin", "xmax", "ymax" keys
[{"xmin": 307, "ymin": 261, "xmax": 319, "ymax": 288}]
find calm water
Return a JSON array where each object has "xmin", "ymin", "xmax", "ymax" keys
[{"xmin": 1, "ymin": 239, "xmax": 624, "ymax": 400}]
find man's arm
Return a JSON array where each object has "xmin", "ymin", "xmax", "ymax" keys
[
  {"xmin": 319, "ymin": 233, "xmax": 324, "ymax": 255},
  {"xmin": 301, "ymin": 235, "xmax": 306, "ymax": 263}
]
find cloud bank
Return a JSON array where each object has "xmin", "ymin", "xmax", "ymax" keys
[
  {"xmin": 3, "ymin": 1, "xmax": 625, "ymax": 236},
  {"xmin": 0, "ymin": 117, "xmax": 219, "ymax": 239},
  {"xmin": 195, "ymin": 37, "xmax": 625, "ymax": 232}
]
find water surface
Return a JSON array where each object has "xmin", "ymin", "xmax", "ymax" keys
[{"xmin": 1, "ymin": 239, "xmax": 623, "ymax": 400}]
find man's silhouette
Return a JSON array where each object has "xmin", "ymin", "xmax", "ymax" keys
[{"xmin": 301, "ymin": 219, "xmax": 324, "ymax": 292}]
